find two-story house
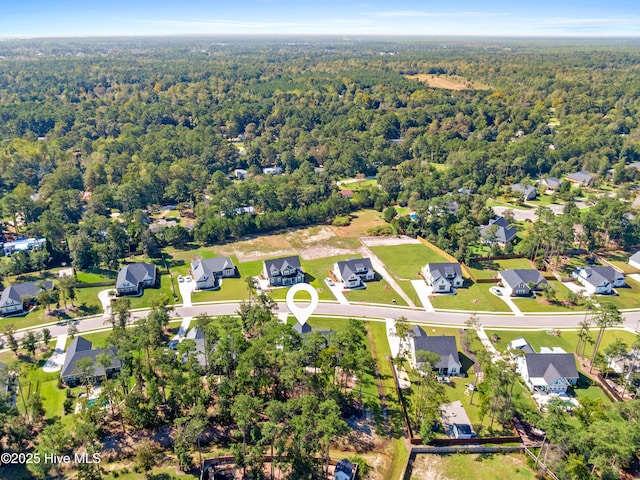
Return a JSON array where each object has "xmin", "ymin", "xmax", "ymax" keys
[
  {"xmin": 333, "ymin": 258, "xmax": 375, "ymax": 289},
  {"xmin": 422, "ymin": 263, "xmax": 464, "ymax": 293},
  {"xmin": 263, "ymin": 256, "xmax": 305, "ymax": 287}
]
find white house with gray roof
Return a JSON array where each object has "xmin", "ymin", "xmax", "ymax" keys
[
  {"xmin": 60, "ymin": 337, "xmax": 121, "ymax": 386},
  {"xmin": 115, "ymin": 263, "xmax": 157, "ymax": 296},
  {"xmin": 516, "ymin": 348, "xmax": 579, "ymax": 394},
  {"xmin": 191, "ymin": 257, "xmax": 236, "ymax": 290},
  {"xmin": 422, "ymin": 263, "xmax": 464, "ymax": 293},
  {"xmin": 566, "ymin": 170, "xmax": 595, "ymax": 186},
  {"xmin": 629, "ymin": 252, "xmax": 640, "ymax": 270},
  {"xmin": 540, "ymin": 177, "xmax": 563, "ymax": 192},
  {"xmin": 263, "ymin": 256, "xmax": 305, "ymax": 287},
  {"xmin": 498, "ymin": 269, "xmax": 548, "ymax": 297},
  {"xmin": 408, "ymin": 326, "xmax": 462, "ymax": 375},
  {"xmin": 333, "ymin": 258, "xmax": 375, "ymax": 289},
  {"xmin": 511, "ymin": 183, "xmax": 537, "ymax": 201},
  {"xmin": 480, "ymin": 216, "xmax": 517, "ymax": 245},
  {"xmin": 573, "ymin": 266, "xmax": 625, "ymax": 294},
  {"xmin": 0, "ymin": 281, "xmax": 53, "ymax": 315}
]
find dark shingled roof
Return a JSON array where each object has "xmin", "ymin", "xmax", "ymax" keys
[
  {"xmin": 116, "ymin": 263, "xmax": 156, "ymax": 289},
  {"xmin": 480, "ymin": 216, "xmax": 517, "ymax": 244},
  {"xmin": 499, "ymin": 269, "xmax": 546, "ymax": 289},
  {"xmin": 524, "ymin": 353, "xmax": 578, "ymax": 382},
  {"xmin": 191, "ymin": 257, "xmax": 235, "ymax": 283},
  {"xmin": 336, "ymin": 258, "xmax": 374, "ymax": 280},
  {"xmin": 60, "ymin": 337, "xmax": 121, "ymax": 380},
  {"xmin": 412, "ymin": 333, "xmax": 462, "ymax": 371},
  {"xmin": 264, "ymin": 256, "xmax": 302, "ymax": 274},
  {"xmin": 425, "ymin": 263, "xmax": 462, "ymax": 281},
  {"xmin": 0, "ymin": 281, "xmax": 53, "ymax": 308}
]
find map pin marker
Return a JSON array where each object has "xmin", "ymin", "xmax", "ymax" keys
[{"xmin": 286, "ymin": 283, "xmax": 319, "ymax": 326}]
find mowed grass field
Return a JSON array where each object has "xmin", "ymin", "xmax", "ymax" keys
[
  {"xmin": 511, "ymin": 280, "xmax": 579, "ymax": 313},
  {"xmin": 409, "ymin": 453, "xmax": 536, "ymax": 480},
  {"xmin": 429, "ymin": 283, "xmax": 511, "ymax": 312},
  {"xmin": 370, "ymin": 244, "xmax": 449, "ymax": 280}
]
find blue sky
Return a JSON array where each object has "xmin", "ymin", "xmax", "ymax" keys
[{"xmin": 1, "ymin": 1, "xmax": 639, "ymax": 37}]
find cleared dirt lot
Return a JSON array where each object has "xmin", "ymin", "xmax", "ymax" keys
[{"xmin": 405, "ymin": 74, "xmax": 491, "ymax": 91}]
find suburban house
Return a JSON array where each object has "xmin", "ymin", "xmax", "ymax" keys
[
  {"xmin": 498, "ymin": 269, "xmax": 548, "ymax": 297},
  {"xmin": 480, "ymin": 216, "xmax": 517, "ymax": 245},
  {"xmin": 516, "ymin": 348, "xmax": 579, "ymax": 394},
  {"xmin": 422, "ymin": 263, "xmax": 464, "ymax": 293},
  {"xmin": 408, "ymin": 326, "xmax": 462, "ymax": 375},
  {"xmin": 629, "ymin": 252, "xmax": 640, "ymax": 270},
  {"xmin": 60, "ymin": 337, "xmax": 121, "ymax": 386},
  {"xmin": 606, "ymin": 351, "xmax": 640, "ymax": 377},
  {"xmin": 191, "ymin": 257, "xmax": 236, "ymax": 290},
  {"xmin": 457, "ymin": 187, "xmax": 472, "ymax": 195},
  {"xmin": 339, "ymin": 190, "xmax": 354, "ymax": 199},
  {"xmin": 573, "ymin": 266, "xmax": 625, "ymax": 295},
  {"xmin": 2, "ymin": 237, "xmax": 46, "ymax": 256},
  {"xmin": 453, "ymin": 424, "xmax": 475, "ymax": 439},
  {"xmin": 511, "ymin": 183, "xmax": 537, "ymax": 201},
  {"xmin": 566, "ymin": 170, "xmax": 595, "ymax": 186},
  {"xmin": 262, "ymin": 166, "xmax": 283, "ymax": 175},
  {"xmin": 183, "ymin": 327, "xmax": 207, "ymax": 368},
  {"xmin": 0, "ymin": 281, "xmax": 53, "ymax": 315},
  {"xmin": 263, "ymin": 256, "xmax": 305, "ymax": 287},
  {"xmin": 334, "ymin": 459, "xmax": 355, "ymax": 480},
  {"xmin": 333, "ymin": 258, "xmax": 375, "ymax": 289},
  {"xmin": 233, "ymin": 168, "xmax": 247, "ymax": 179},
  {"xmin": 539, "ymin": 177, "xmax": 563, "ymax": 192},
  {"xmin": 115, "ymin": 263, "xmax": 158, "ymax": 296}
]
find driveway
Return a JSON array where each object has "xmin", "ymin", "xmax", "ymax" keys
[
  {"xmin": 177, "ymin": 277, "xmax": 196, "ymax": 307},
  {"xmin": 325, "ymin": 279, "xmax": 350, "ymax": 305},
  {"xmin": 171, "ymin": 316, "xmax": 192, "ymax": 342},
  {"xmin": 411, "ymin": 280, "xmax": 435, "ymax": 312},
  {"xmin": 489, "ymin": 286, "xmax": 523, "ymax": 315},
  {"xmin": 359, "ymin": 244, "xmax": 417, "ymax": 308},
  {"xmin": 98, "ymin": 289, "xmax": 115, "ymax": 314},
  {"xmin": 42, "ymin": 334, "xmax": 68, "ymax": 372}
]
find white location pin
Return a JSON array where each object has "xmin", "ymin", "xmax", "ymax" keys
[{"xmin": 286, "ymin": 283, "xmax": 319, "ymax": 326}]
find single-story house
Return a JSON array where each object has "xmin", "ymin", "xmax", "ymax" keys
[
  {"xmin": 191, "ymin": 257, "xmax": 236, "ymax": 290},
  {"xmin": 334, "ymin": 459, "xmax": 355, "ymax": 480},
  {"xmin": 0, "ymin": 281, "xmax": 53, "ymax": 315},
  {"xmin": 115, "ymin": 263, "xmax": 158, "ymax": 296},
  {"xmin": 480, "ymin": 216, "xmax": 517, "ymax": 245},
  {"xmin": 409, "ymin": 326, "xmax": 462, "ymax": 375},
  {"xmin": 512, "ymin": 183, "xmax": 537, "ymax": 201},
  {"xmin": 629, "ymin": 252, "xmax": 640, "ymax": 270},
  {"xmin": 498, "ymin": 269, "xmax": 548, "ymax": 297},
  {"xmin": 339, "ymin": 190, "xmax": 354, "ymax": 199},
  {"xmin": 233, "ymin": 168, "xmax": 247, "ymax": 179},
  {"xmin": 422, "ymin": 263, "xmax": 464, "ymax": 293},
  {"xmin": 262, "ymin": 166, "xmax": 283, "ymax": 175},
  {"xmin": 457, "ymin": 187, "xmax": 473, "ymax": 195},
  {"xmin": 539, "ymin": 177, "xmax": 563, "ymax": 192},
  {"xmin": 333, "ymin": 258, "xmax": 375, "ymax": 289},
  {"xmin": 516, "ymin": 351, "xmax": 579, "ymax": 394},
  {"xmin": 573, "ymin": 266, "xmax": 625, "ymax": 295},
  {"xmin": 3, "ymin": 237, "xmax": 46, "ymax": 256},
  {"xmin": 183, "ymin": 327, "xmax": 207, "ymax": 368},
  {"xmin": 453, "ymin": 423, "xmax": 475, "ymax": 439},
  {"xmin": 263, "ymin": 256, "xmax": 305, "ymax": 287},
  {"xmin": 566, "ymin": 170, "xmax": 595, "ymax": 186},
  {"xmin": 60, "ymin": 337, "xmax": 121, "ymax": 386}
]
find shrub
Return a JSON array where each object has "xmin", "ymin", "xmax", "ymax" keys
[{"xmin": 332, "ymin": 215, "xmax": 351, "ymax": 227}]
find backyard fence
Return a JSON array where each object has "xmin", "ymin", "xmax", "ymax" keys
[{"xmin": 417, "ymin": 236, "xmax": 476, "ymax": 282}]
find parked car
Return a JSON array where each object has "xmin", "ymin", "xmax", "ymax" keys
[
  {"xmin": 325, "ymin": 277, "xmax": 335, "ymax": 286},
  {"xmin": 178, "ymin": 275, "xmax": 184, "ymax": 283}
]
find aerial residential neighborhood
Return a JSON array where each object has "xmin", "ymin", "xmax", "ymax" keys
[{"xmin": 1, "ymin": 33, "xmax": 640, "ymax": 480}]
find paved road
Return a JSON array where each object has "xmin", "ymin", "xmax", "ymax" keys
[{"xmin": 7, "ymin": 302, "xmax": 640, "ymax": 347}]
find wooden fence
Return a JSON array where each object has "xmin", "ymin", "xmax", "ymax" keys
[{"xmin": 417, "ymin": 236, "xmax": 476, "ymax": 282}]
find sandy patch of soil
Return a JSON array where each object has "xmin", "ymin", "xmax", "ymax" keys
[
  {"xmin": 405, "ymin": 74, "xmax": 491, "ymax": 91},
  {"xmin": 360, "ymin": 236, "xmax": 422, "ymax": 247}
]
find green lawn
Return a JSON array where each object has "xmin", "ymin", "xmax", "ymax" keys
[
  {"xmin": 345, "ymin": 279, "xmax": 408, "ymax": 306},
  {"xmin": 410, "ymin": 452, "xmax": 536, "ymax": 480},
  {"xmin": 76, "ymin": 268, "xmax": 117, "ymax": 284},
  {"xmin": 74, "ymin": 285, "xmax": 108, "ymax": 316},
  {"xmin": 128, "ymin": 273, "xmax": 180, "ymax": 309},
  {"xmin": 599, "ymin": 251, "xmax": 637, "ymax": 273},
  {"xmin": 525, "ymin": 194, "xmax": 560, "ymax": 208},
  {"xmin": 370, "ymin": 244, "xmax": 450, "ymax": 280},
  {"xmin": 467, "ymin": 258, "xmax": 536, "ymax": 282},
  {"xmin": 487, "ymin": 328, "xmax": 639, "ymax": 356},
  {"xmin": 0, "ymin": 307, "xmax": 48, "ymax": 331},
  {"xmin": 430, "ymin": 283, "xmax": 511, "ymax": 312},
  {"xmin": 511, "ymin": 280, "xmax": 580, "ymax": 313},
  {"xmin": 606, "ymin": 277, "xmax": 640, "ymax": 310},
  {"xmin": 339, "ymin": 178, "xmax": 378, "ymax": 191}
]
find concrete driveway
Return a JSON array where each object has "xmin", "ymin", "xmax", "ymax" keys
[
  {"xmin": 98, "ymin": 289, "xmax": 115, "ymax": 314},
  {"xmin": 325, "ymin": 279, "xmax": 349, "ymax": 305},
  {"xmin": 411, "ymin": 280, "xmax": 435, "ymax": 312},
  {"xmin": 177, "ymin": 277, "xmax": 196, "ymax": 307},
  {"xmin": 42, "ymin": 334, "xmax": 68, "ymax": 372},
  {"xmin": 489, "ymin": 286, "xmax": 523, "ymax": 315}
]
